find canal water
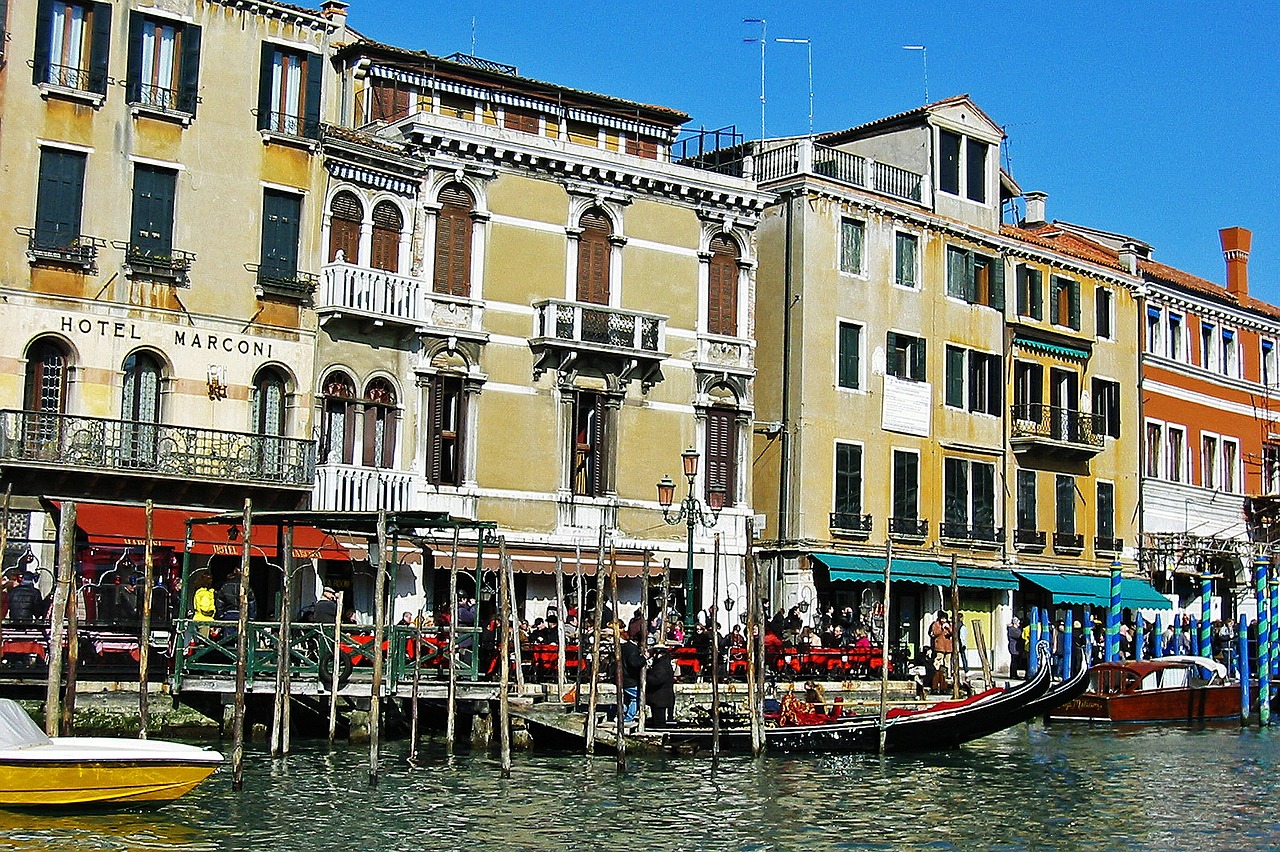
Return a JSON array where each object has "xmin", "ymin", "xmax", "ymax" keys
[{"xmin": 2, "ymin": 722, "xmax": 1278, "ymax": 851}]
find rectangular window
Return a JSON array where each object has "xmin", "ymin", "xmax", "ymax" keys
[
  {"xmin": 944, "ymin": 346, "xmax": 965, "ymax": 408},
  {"xmin": 1221, "ymin": 329, "xmax": 1237, "ymax": 376},
  {"xmin": 426, "ymin": 374, "xmax": 464, "ymax": 486},
  {"xmin": 1052, "ymin": 275, "xmax": 1080, "ymax": 329},
  {"xmin": 968, "ymin": 352, "xmax": 1001, "ymax": 415},
  {"xmin": 1222, "ymin": 438, "xmax": 1239, "ymax": 493},
  {"xmin": 1264, "ymin": 340, "xmax": 1277, "ymax": 387},
  {"xmin": 1017, "ymin": 265, "xmax": 1043, "ymax": 320},
  {"xmin": 1095, "ymin": 287, "xmax": 1113, "ymax": 339},
  {"xmin": 1201, "ymin": 322, "xmax": 1216, "ymax": 369},
  {"xmin": 704, "ymin": 408, "xmax": 737, "ymax": 505},
  {"xmin": 834, "ymin": 442, "xmax": 863, "ymax": 517},
  {"xmin": 438, "ymin": 92, "xmax": 475, "ymax": 120},
  {"xmin": 1096, "ymin": 481, "xmax": 1115, "ymax": 541},
  {"xmin": 126, "ymin": 12, "xmax": 201, "ymax": 114},
  {"xmin": 1055, "ymin": 474, "xmax": 1076, "ymax": 535},
  {"xmin": 1201, "ymin": 434, "xmax": 1218, "ymax": 490},
  {"xmin": 945, "ymin": 458, "xmax": 996, "ymax": 538},
  {"xmin": 1145, "ymin": 422, "xmax": 1163, "ymax": 478},
  {"xmin": 1016, "ymin": 470, "xmax": 1037, "ymax": 532},
  {"xmin": 1166, "ymin": 426, "xmax": 1185, "ymax": 483},
  {"xmin": 259, "ymin": 189, "xmax": 302, "ymax": 280},
  {"xmin": 35, "ymin": 146, "xmax": 87, "ymax": 251},
  {"xmin": 1264, "ymin": 443, "xmax": 1280, "ymax": 495},
  {"xmin": 1014, "ymin": 361, "xmax": 1044, "ymax": 420},
  {"xmin": 947, "ymin": 246, "xmax": 1004, "ymax": 309},
  {"xmin": 368, "ymin": 79, "xmax": 411, "ymax": 122},
  {"xmin": 33, "ymin": 0, "xmax": 111, "ymax": 94},
  {"xmin": 965, "ymin": 138, "xmax": 987, "ymax": 203},
  {"xmin": 943, "ymin": 458, "xmax": 968, "ymax": 532},
  {"xmin": 503, "ymin": 106, "xmax": 539, "ymax": 134},
  {"xmin": 892, "ymin": 450, "xmax": 919, "ymax": 521},
  {"xmin": 894, "ymin": 232, "xmax": 918, "ymax": 288},
  {"xmin": 938, "ymin": 129, "xmax": 961, "ymax": 196},
  {"xmin": 1167, "ymin": 313, "xmax": 1184, "ymax": 360},
  {"xmin": 1146, "ymin": 306, "xmax": 1162, "ymax": 355},
  {"xmin": 572, "ymin": 391, "xmax": 606, "ymax": 497},
  {"xmin": 257, "ymin": 43, "xmax": 322, "ymax": 138},
  {"xmin": 886, "ymin": 332, "xmax": 926, "ymax": 382},
  {"xmin": 1091, "ymin": 378, "xmax": 1121, "ymax": 439},
  {"xmin": 129, "ymin": 163, "xmax": 177, "ymax": 259},
  {"xmin": 839, "ymin": 218, "xmax": 864, "ymax": 275},
  {"xmin": 837, "ymin": 321, "xmax": 861, "ymax": 390}
]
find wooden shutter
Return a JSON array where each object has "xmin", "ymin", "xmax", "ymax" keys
[
  {"xmin": 1068, "ymin": 279, "xmax": 1081, "ymax": 330},
  {"xmin": 1030, "ymin": 268, "xmax": 1043, "ymax": 320},
  {"xmin": 88, "ymin": 2, "xmax": 111, "ymax": 94},
  {"xmin": 362, "ymin": 403, "xmax": 379, "ymax": 467},
  {"xmin": 1016, "ymin": 470, "xmax": 1036, "ymax": 530},
  {"xmin": 704, "ymin": 408, "xmax": 736, "ymax": 504},
  {"xmin": 178, "ymin": 22, "xmax": 201, "ymax": 114},
  {"xmin": 36, "ymin": 148, "xmax": 86, "ymax": 249},
  {"xmin": 944, "ymin": 458, "xmax": 968, "ymax": 527},
  {"xmin": 371, "ymin": 201, "xmax": 402, "ymax": 273},
  {"xmin": 838, "ymin": 323, "xmax": 860, "ymax": 389},
  {"xmin": 433, "ymin": 184, "xmax": 473, "ymax": 296},
  {"xmin": 130, "ymin": 164, "xmax": 176, "ymax": 256},
  {"xmin": 911, "ymin": 337, "xmax": 927, "ymax": 382},
  {"xmin": 987, "ymin": 355, "xmax": 1003, "ymax": 414},
  {"xmin": 707, "ymin": 235, "xmax": 738, "ymax": 336},
  {"xmin": 988, "ymin": 254, "xmax": 1005, "ymax": 310},
  {"xmin": 503, "ymin": 107, "xmax": 538, "ymax": 134},
  {"xmin": 256, "ymin": 43, "xmax": 274, "ymax": 131},
  {"xmin": 125, "ymin": 12, "xmax": 143, "ymax": 103},
  {"xmin": 945, "ymin": 346, "xmax": 965, "ymax": 407},
  {"xmin": 327, "ymin": 192, "xmax": 361, "ymax": 263},
  {"xmin": 893, "ymin": 451, "xmax": 918, "ymax": 519},
  {"xmin": 426, "ymin": 375, "xmax": 444, "ymax": 484},
  {"xmin": 886, "ymin": 332, "xmax": 900, "ymax": 378},
  {"xmin": 834, "ymin": 443, "xmax": 862, "ymax": 515},
  {"xmin": 1097, "ymin": 481, "xmax": 1115, "ymax": 539},
  {"xmin": 973, "ymin": 463, "xmax": 995, "ymax": 530},
  {"xmin": 302, "ymin": 52, "xmax": 322, "ymax": 138},
  {"xmin": 261, "ymin": 190, "xmax": 300, "ymax": 276},
  {"xmin": 1016, "ymin": 266, "xmax": 1028, "ymax": 316},
  {"xmin": 1055, "ymin": 475, "xmax": 1075, "ymax": 534},
  {"xmin": 946, "ymin": 247, "xmax": 967, "ymax": 299},
  {"xmin": 33, "ymin": 0, "xmax": 53, "ymax": 85},
  {"xmin": 576, "ymin": 210, "xmax": 611, "ymax": 305}
]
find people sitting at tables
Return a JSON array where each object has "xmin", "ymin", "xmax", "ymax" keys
[
  {"xmin": 852, "ymin": 629, "xmax": 871, "ymax": 649},
  {"xmin": 728, "ymin": 623, "xmax": 746, "ymax": 648},
  {"xmin": 796, "ymin": 626, "xmax": 820, "ymax": 649}
]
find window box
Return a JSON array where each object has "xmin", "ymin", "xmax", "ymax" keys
[
  {"xmin": 249, "ymin": 264, "xmax": 318, "ymax": 304},
  {"xmin": 888, "ymin": 516, "xmax": 928, "ymax": 541},
  {"xmin": 1014, "ymin": 528, "xmax": 1046, "ymax": 550},
  {"xmin": 1053, "ymin": 532, "xmax": 1084, "ymax": 554},
  {"xmin": 830, "ymin": 512, "xmax": 872, "ymax": 537},
  {"xmin": 118, "ymin": 242, "xmax": 194, "ymax": 286},
  {"xmin": 1094, "ymin": 536, "xmax": 1123, "ymax": 554},
  {"xmin": 18, "ymin": 227, "xmax": 101, "ymax": 274}
]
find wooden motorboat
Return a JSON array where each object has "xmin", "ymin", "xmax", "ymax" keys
[
  {"xmin": 1049, "ymin": 656, "xmax": 1241, "ymax": 724},
  {"xmin": 0, "ymin": 700, "xmax": 222, "ymax": 807}
]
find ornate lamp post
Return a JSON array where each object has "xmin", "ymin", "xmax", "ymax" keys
[{"xmin": 657, "ymin": 448, "xmax": 726, "ymax": 628}]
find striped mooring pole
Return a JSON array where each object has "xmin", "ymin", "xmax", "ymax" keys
[
  {"xmin": 1029, "ymin": 606, "xmax": 1041, "ymax": 676},
  {"xmin": 1062, "ymin": 609, "xmax": 1074, "ymax": 681},
  {"xmin": 1106, "ymin": 560, "xmax": 1122, "ymax": 662},
  {"xmin": 1198, "ymin": 573, "xmax": 1208, "ymax": 652},
  {"xmin": 1270, "ymin": 570, "xmax": 1279, "ymax": 681},
  {"xmin": 1154, "ymin": 612, "xmax": 1165, "ymax": 658},
  {"xmin": 1134, "ymin": 614, "xmax": 1144, "ymax": 662},
  {"xmin": 1239, "ymin": 612, "xmax": 1252, "ymax": 725},
  {"xmin": 1256, "ymin": 555, "xmax": 1270, "ymax": 727}
]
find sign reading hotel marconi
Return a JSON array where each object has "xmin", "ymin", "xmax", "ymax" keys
[{"xmin": 58, "ymin": 315, "xmax": 276, "ymax": 358}]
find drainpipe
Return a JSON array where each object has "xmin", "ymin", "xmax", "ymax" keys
[
  {"xmin": 777, "ymin": 189, "xmax": 796, "ymax": 610},
  {"xmin": 1122, "ymin": 242, "xmax": 1146, "ymax": 590}
]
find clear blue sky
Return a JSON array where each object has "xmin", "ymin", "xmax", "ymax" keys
[{"xmin": 352, "ymin": 1, "xmax": 1280, "ymax": 301}]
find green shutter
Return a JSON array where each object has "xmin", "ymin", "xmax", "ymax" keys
[
  {"xmin": 88, "ymin": 2, "xmax": 112, "ymax": 95},
  {"xmin": 1056, "ymin": 475, "xmax": 1075, "ymax": 534},
  {"xmin": 33, "ymin": 0, "xmax": 53, "ymax": 85},
  {"xmin": 944, "ymin": 458, "xmax": 967, "ymax": 526},
  {"xmin": 945, "ymin": 346, "xmax": 965, "ymax": 407},
  {"xmin": 989, "ymin": 254, "xmax": 1005, "ymax": 310},
  {"xmin": 303, "ymin": 50, "xmax": 323, "ymax": 138},
  {"xmin": 36, "ymin": 148, "xmax": 86, "ymax": 249},
  {"xmin": 131, "ymin": 164, "xmax": 176, "ymax": 256},
  {"xmin": 1017, "ymin": 470, "xmax": 1036, "ymax": 530},
  {"xmin": 1016, "ymin": 265, "xmax": 1028, "ymax": 316},
  {"xmin": 125, "ymin": 12, "xmax": 143, "ymax": 104},
  {"xmin": 838, "ymin": 323, "xmax": 860, "ymax": 389},
  {"xmin": 261, "ymin": 189, "xmax": 301, "ymax": 276},
  {"xmin": 1097, "ymin": 481, "xmax": 1115, "ymax": 539},
  {"xmin": 1030, "ymin": 268, "xmax": 1043, "ymax": 320},
  {"xmin": 946, "ymin": 246, "xmax": 967, "ymax": 299},
  {"xmin": 1068, "ymin": 279, "xmax": 1081, "ymax": 330},
  {"xmin": 973, "ymin": 463, "xmax": 995, "ymax": 530},
  {"xmin": 886, "ymin": 332, "xmax": 900, "ymax": 378},
  {"xmin": 988, "ymin": 355, "xmax": 1003, "ymax": 415},
  {"xmin": 894, "ymin": 451, "xmax": 918, "ymax": 519},
  {"xmin": 835, "ymin": 443, "xmax": 862, "ymax": 515},
  {"xmin": 912, "ymin": 337, "xmax": 926, "ymax": 382},
  {"xmin": 257, "ymin": 43, "xmax": 274, "ymax": 131},
  {"xmin": 178, "ymin": 23, "xmax": 202, "ymax": 115}
]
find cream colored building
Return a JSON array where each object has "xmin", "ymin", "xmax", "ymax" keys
[{"xmin": 313, "ymin": 40, "xmax": 771, "ymax": 620}]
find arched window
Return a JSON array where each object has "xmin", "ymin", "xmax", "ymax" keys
[
  {"xmin": 370, "ymin": 201, "xmax": 403, "ymax": 273},
  {"xmin": 319, "ymin": 372, "xmax": 357, "ymax": 465},
  {"xmin": 121, "ymin": 352, "xmax": 162, "ymax": 468},
  {"xmin": 362, "ymin": 378, "xmax": 398, "ymax": 468},
  {"xmin": 707, "ymin": 235, "xmax": 740, "ymax": 337},
  {"xmin": 328, "ymin": 191, "xmax": 362, "ymax": 264},
  {"xmin": 434, "ymin": 184, "xmax": 473, "ymax": 297},
  {"xmin": 253, "ymin": 368, "xmax": 287, "ymax": 437},
  {"xmin": 24, "ymin": 338, "xmax": 70, "ymax": 415},
  {"xmin": 576, "ymin": 209, "xmax": 611, "ymax": 305}
]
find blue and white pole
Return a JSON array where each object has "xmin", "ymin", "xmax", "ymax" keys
[
  {"xmin": 1200, "ymin": 574, "xmax": 1213, "ymax": 658},
  {"xmin": 1255, "ymin": 555, "xmax": 1270, "ymax": 727},
  {"xmin": 1154, "ymin": 612, "xmax": 1165, "ymax": 658},
  {"xmin": 1063, "ymin": 609, "xmax": 1074, "ymax": 681},
  {"xmin": 1029, "ymin": 605, "xmax": 1040, "ymax": 676},
  {"xmin": 1134, "ymin": 614, "xmax": 1144, "ymax": 662},
  {"xmin": 1239, "ymin": 612, "xmax": 1252, "ymax": 726},
  {"xmin": 1107, "ymin": 559, "xmax": 1122, "ymax": 662},
  {"xmin": 1270, "ymin": 568, "xmax": 1279, "ymax": 681}
]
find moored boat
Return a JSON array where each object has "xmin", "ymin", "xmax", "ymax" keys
[
  {"xmin": 1049, "ymin": 656, "xmax": 1240, "ymax": 724},
  {"xmin": 0, "ymin": 700, "xmax": 222, "ymax": 807}
]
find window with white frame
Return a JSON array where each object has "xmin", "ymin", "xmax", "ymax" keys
[
  {"xmin": 1166, "ymin": 312, "xmax": 1184, "ymax": 361},
  {"xmin": 837, "ymin": 321, "xmax": 862, "ymax": 390},
  {"xmin": 1222, "ymin": 438, "xmax": 1239, "ymax": 493},
  {"xmin": 894, "ymin": 231, "xmax": 918, "ymax": 288},
  {"xmin": 839, "ymin": 218, "xmax": 865, "ymax": 275},
  {"xmin": 1221, "ymin": 328, "xmax": 1238, "ymax": 377},
  {"xmin": 944, "ymin": 345, "xmax": 1001, "ymax": 415},
  {"xmin": 1145, "ymin": 421, "xmax": 1163, "ymax": 478},
  {"xmin": 938, "ymin": 129, "xmax": 990, "ymax": 203},
  {"xmin": 1264, "ymin": 443, "xmax": 1280, "ymax": 495},
  {"xmin": 1263, "ymin": 339, "xmax": 1277, "ymax": 387},
  {"xmin": 1201, "ymin": 434, "xmax": 1219, "ymax": 490},
  {"xmin": 1166, "ymin": 425, "xmax": 1185, "ymax": 483},
  {"xmin": 1200, "ymin": 321, "xmax": 1217, "ymax": 370},
  {"xmin": 1145, "ymin": 307, "xmax": 1162, "ymax": 355}
]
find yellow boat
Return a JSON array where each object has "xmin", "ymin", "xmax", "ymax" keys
[{"xmin": 0, "ymin": 699, "xmax": 222, "ymax": 807}]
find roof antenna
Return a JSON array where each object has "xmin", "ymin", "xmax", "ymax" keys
[{"xmin": 471, "ymin": 16, "xmax": 477, "ymax": 56}]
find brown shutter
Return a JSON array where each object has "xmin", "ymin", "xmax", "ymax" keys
[
  {"xmin": 707, "ymin": 235, "xmax": 739, "ymax": 336},
  {"xmin": 362, "ymin": 404, "xmax": 378, "ymax": 467},
  {"xmin": 434, "ymin": 185, "xmax": 473, "ymax": 296},
  {"xmin": 705, "ymin": 408, "xmax": 736, "ymax": 503},
  {"xmin": 370, "ymin": 201, "xmax": 403, "ymax": 273},
  {"xmin": 576, "ymin": 210, "xmax": 611, "ymax": 305},
  {"xmin": 328, "ymin": 192, "xmax": 362, "ymax": 263},
  {"xmin": 503, "ymin": 106, "xmax": 538, "ymax": 134},
  {"xmin": 427, "ymin": 375, "xmax": 443, "ymax": 484}
]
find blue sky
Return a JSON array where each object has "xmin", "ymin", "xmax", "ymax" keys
[{"xmin": 352, "ymin": 1, "xmax": 1280, "ymax": 301}]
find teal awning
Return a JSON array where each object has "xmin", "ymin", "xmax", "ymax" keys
[
  {"xmin": 811, "ymin": 553, "xmax": 1018, "ymax": 591},
  {"xmin": 1012, "ymin": 335, "xmax": 1090, "ymax": 361},
  {"xmin": 1014, "ymin": 570, "xmax": 1172, "ymax": 610}
]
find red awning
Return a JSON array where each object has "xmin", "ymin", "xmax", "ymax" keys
[{"xmin": 63, "ymin": 503, "xmax": 349, "ymax": 561}]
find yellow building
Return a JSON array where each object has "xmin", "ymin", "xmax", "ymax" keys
[{"xmin": 314, "ymin": 40, "xmax": 771, "ymax": 621}]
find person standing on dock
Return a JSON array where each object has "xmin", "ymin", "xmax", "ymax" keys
[
  {"xmin": 312, "ymin": 587, "xmax": 339, "ymax": 625},
  {"xmin": 646, "ymin": 645, "xmax": 676, "ymax": 727},
  {"xmin": 928, "ymin": 611, "xmax": 954, "ymax": 674},
  {"xmin": 620, "ymin": 627, "xmax": 644, "ymax": 726}
]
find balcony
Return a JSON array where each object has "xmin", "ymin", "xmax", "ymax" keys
[
  {"xmin": 116, "ymin": 243, "xmax": 195, "ymax": 286},
  {"xmin": 250, "ymin": 264, "xmax": 319, "ymax": 305},
  {"xmin": 940, "ymin": 522, "xmax": 1004, "ymax": 549},
  {"xmin": 1010, "ymin": 404, "xmax": 1105, "ymax": 459},
  {"xmin": 1094, "ymin": 536, "xmax": 1124, "ymax": 555},
  {"xmin": 314, "ymin": 464, "xmax": 416, "ymax": 512},
  {"xmin": 830, "ymin": 512, "xmax": 872, "ymax": 537},
  {"xmin": 531, "ymin": 299, "xmax": 668, "ymax": 391},
  {"xmin": 1053, "ymin": 532, "xmax": 1084, "ymax": 554},
  {"xmin": 1014, "ymin": 528, "xmax": 1046, "ymax": 551},
  {"xmin": 695, "ymin": 333, "xmax": 754, "ymax": 376},
  {"xmin": 0, "ymin": 410, "xmax": 315, "ymax": 490},
  {"xmin": 318, "ymin": 262, "xmax": 485, "ymax": 338},
  {"xmin": 18, "ymin": 228, "xmax": 103, "ymax": 274},
  {"xmin": 888, "ymin": 516, "xmax": 928, "ymax": 542}
]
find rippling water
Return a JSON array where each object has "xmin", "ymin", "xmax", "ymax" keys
[{"xmin": 1, "ymin": 723, "xmax": 1278, "ymax": 851}]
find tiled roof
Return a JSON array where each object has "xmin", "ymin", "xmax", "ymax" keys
[
  {"xmin": 321, "ymin": 124, "xmax": 412, "ymax": 156},
  {"xmin": 817, "ymin": 94, "xmax": 1003, "ymax": 147}
]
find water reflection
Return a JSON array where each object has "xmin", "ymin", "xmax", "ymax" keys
[{"xmin": 2, "ymin": 725, "xmax": 1279, "ymax": 851}]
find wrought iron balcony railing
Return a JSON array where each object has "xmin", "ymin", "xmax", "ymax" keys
[
  {"xmin": 0, "ymin": 409, "xmax": 315, "ymax": 488},
  {"xmin": 940, "ymin": 522, "xmax": 1003, "ymax": 545},
  {"xmin": 1014, "ymin": 528, "xmax": 1046, "ymax": 549},
  {"xmin": 1010, "ymin": 404, "xmax": 1106, "ymax": 451},
  {"xmin": 1094, "ymin": 536, "xmax": 1124, "ymax": 554},
  {"xmin": 37, "ymin": 62, "xmax": 106, "ymax": 94},
  {"xmin": 1053, "ymin": 532, "xmax": 1085, "ymax": 553},
  {"xmin": 830, "ymin": 511, "xmax": 872, "ymax": 535},
  {"xmin": 888, "ymin": 516, "xmax": 928, "ymax": 539},
  {"xmin": 258, "ymin": 110, "xmax": 322, "ymax": 141},
  {"xmin": 17, "ymin": 227, "xmax": 102, "ymax": 273},
  {"xmin": 114, "ymin": 242, "xmax": 195, "ymax": 285},
  {"xmin": 532, "ymin": 299, "xmax": 666, "ymax": 354},
  {"xmin": 250, "ymin": 264, "xmax": 319, "ymax": 304}
]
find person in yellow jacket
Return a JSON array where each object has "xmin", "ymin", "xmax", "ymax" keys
[{"xmin": 192, "ymin": 581, "xmax": 216, "ymax": 638}]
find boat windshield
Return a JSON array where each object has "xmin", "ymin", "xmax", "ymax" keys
[
  {"xmin": 1161, "ymin": 667, "xmax": 1190, "ymax": 688},
  {"xmin": 1140, "ymin": 672, "xmax": 1159, "ymax": 691},
  {"xmin": 0, "ymin": 700, "xmax": 53, "ymax": 750}
]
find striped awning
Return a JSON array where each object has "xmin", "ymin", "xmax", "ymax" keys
[
  {"xmin": 1014, "ymin": 570, "xmax": 1172, "ymax": 610},
  {"xmin": 811, "ymin": 553, "xmax": 1018, "ymax": 590},
  {"xmin": 1012, "ymin": 335, "xmax": 1090, "ymax": 361}
]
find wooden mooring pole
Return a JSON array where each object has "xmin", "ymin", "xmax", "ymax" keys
[
  {"xmin": 744, "ymin": 518, "xmax": 764, "ymax": 756},
  {"xmin": 584, "ymin": 527, "xmax": 607, "ymax": 754},
  {"xmin": 327, "ymin": 590, "xmax": 344, "ymax": 744},
  {"xmin": 445, "ymin": 526, "xmax": 460, "ymax": 753},
  {"xmin": 231, "ymin": 498, "xmax": 253, "ymax": 790},
  {"xmin": 710, "ymin": 534, "xmax": 722, "ymax": 761},
  {"xmin": 636, "ymin": 550, "xmax": 651, "ymax": 735},
  {"xmin": 950, "ymin": 554, "xmax": 961, "ymax": 700},
  {"xmin": 138, "ymin": 500, "xmax": 155, "ymax": 739},
  {"xmin": 0, "ymin": 485, "xmax": 10, "ymax": 655},
  {"xmin": 877, "ymin": 538, "xmax": 894, "ymax": 756},
  {"xmin": 368, "ymin": 511, "xmax": 389, "ymax": 784},
  {"xmin": 609, "ymin": 546, "xmax": 625, "ymax": 773},
  {"xmin": 555, "ymin": 557, "xmax": 567, "ymax": 701},
  {"xmin": 271, "ymin": 524, "xmax": 295, "ymax": 756},
  {"xmin": 45, "ymin": 501, "xmax": 75, "ymax": 736},
  {"xmin": 498, "ymin": 537, "xmax": 513, "ymax": 778},
  {"xmin": 61, "ymin": 514, "xmax": 82, "ymax": 736}
]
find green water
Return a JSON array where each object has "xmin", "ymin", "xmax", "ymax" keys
[{"xmin": 1, "ymin": 723, "xmax": 1278, "ymax": 851}]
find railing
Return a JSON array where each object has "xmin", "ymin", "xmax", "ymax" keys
[
  {"xmin": 321, "ymin": 263, "xmax": 424, "ymax": 323},
  {"xmin": 38, "ymin": 62, "xmax": 104, "ymax": 93},
  {"xmin": 314, "ymin": 464, "xmax": 416, "ymax": 512},
  {"xmin": 115, "ymin": 242, "xmax": 195, "ymax": 285},
  {"xmin": 1094, "ymin": 536, "xmax": 1124, "ymax": 554},
  {"xmin": 1010, "ymin": 404, "xmax": 1106, "ymax": 449},
  {"xmin": 17, "ymin": 227, "xmax": 102, "ymax": 273},
  {"xmin": 813, "ymin": 147, "xmax": 865, "ymax": 185},
  {"xmin": 754, "ymin": 143, "xmax": 800, "ymax": 182},
  {"xmin": 830, "ymin": 512, "xmax": 872, "ymax": 534},
  {"xmin": 252, "ymin": 265, "xmax": 319, "ymax": 304},
  {"xmin": 0, "ymin": 409, "xmax": 315, "ymax": 488},
  {"xmin": 259, "ymin": 110, "xmax": 321, "ymax": 140},
  {"xmin": 889, "ymin": 517, "xmax": 928, "ymax": 539},
  {"xmin": 533, "ymin": 299, "xmax": 666, "ymax": 354},
  {"xmin": 940, "ymin": 522, "xmax": 1003, "ymax": 544},
  {"xmin": 1014, "ymin": 528, "xmax": 1046, "ymax": 549},
  {"xmin": 1053, "ymin": 532, "xmax": 1084, "ymax": 552},
  {"xmin": 873, "ymin": 161, "xmax": 924, "ymax": 203}
]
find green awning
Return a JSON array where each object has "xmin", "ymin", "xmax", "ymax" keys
[
  {"xmin": 811, "ymin": 553, "xmax": 1018, "ymax": 590},
  {"xmin": 1014, "ymin": 570, "xmax": 1172, "ymax": 610},
  {"xmin": 1012, "ymin": 335, "xmax": 1090, "ymax": 361}
]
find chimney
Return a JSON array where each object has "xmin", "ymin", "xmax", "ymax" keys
[
  {"xmin": 1220, "ymin": 226, "xmax": 1252, "ymax": 298},
  {"xmin": 1118, "ymin": 241, "xmax": 1142, "ymax": 275},
  {"xmin": 321, "ymin": 0, "xmax": 348, "ymax": 25},
  {"xmin": 1023, "ymin": 191, "xmax": 1047, "ymax": 227}
]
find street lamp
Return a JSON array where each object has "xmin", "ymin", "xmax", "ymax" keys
[{"xmin": 657, "ymin": 448, "xmax": 726, "ymax": 627}]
